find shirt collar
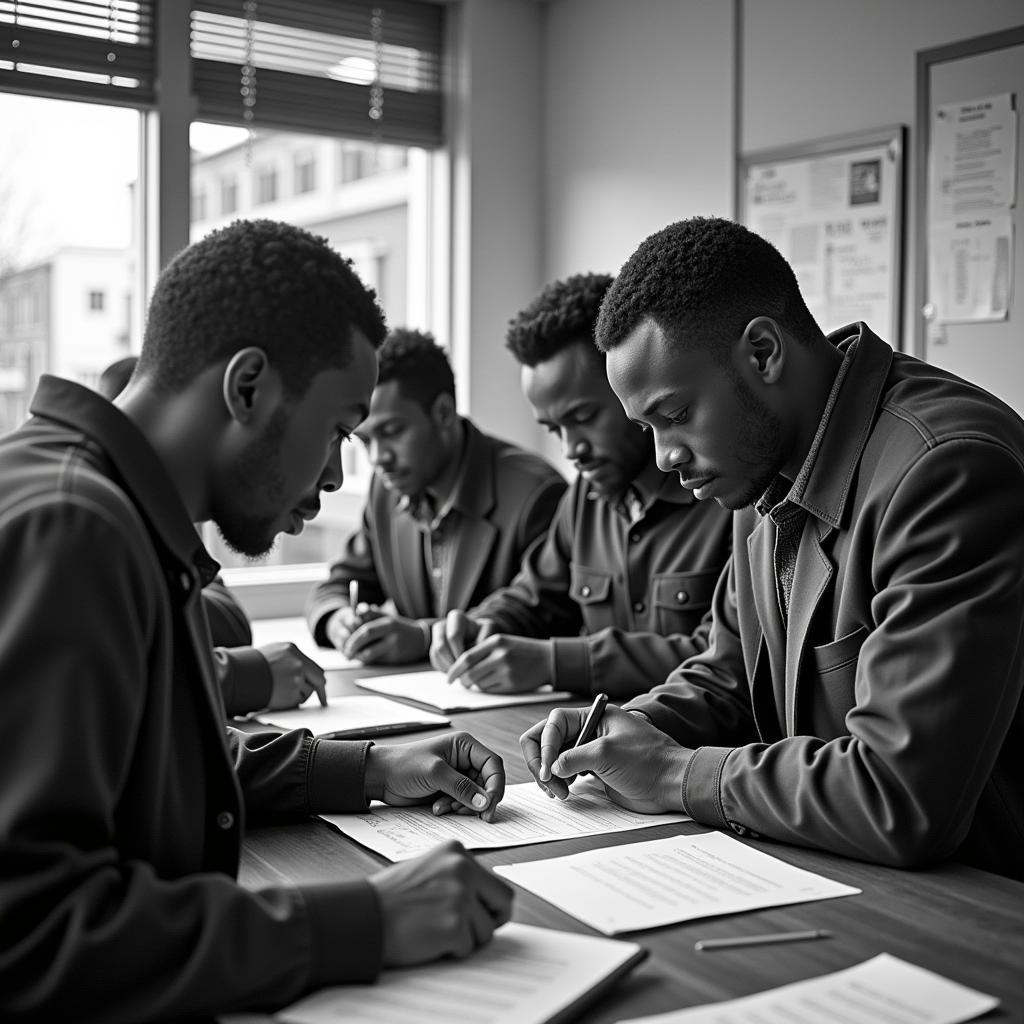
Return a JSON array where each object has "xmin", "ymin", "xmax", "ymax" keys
[
  {"xmin": 755, "ymin": 322, "xmax": 895, "ymax": 527},
  {"xmin": 29, "ymin": 375, "xmax": 221, "ymax": 584},
  {"xmin": 598, "ymin": 454, "xmax": 696, "ymax": 520}
]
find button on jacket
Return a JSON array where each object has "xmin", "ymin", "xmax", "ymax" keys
[
  {"xmin": 630, "ymin": 324, "xmax": 1024, "ymax": 880},
  {"xmin": 472, "ymin": 459, "xmax": 734, "ymax": 698},
  {"xmin": 306, "ymin": 418, "xmax": 566, "ymax": 643},
  {"xmin": 0, "ymin": 377, "xmax": 385, "ymax": 1022}
]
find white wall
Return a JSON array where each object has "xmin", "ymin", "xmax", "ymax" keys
[{"xmin": 543, "ymin": 0, "xmax": 736, "ymax": 279}]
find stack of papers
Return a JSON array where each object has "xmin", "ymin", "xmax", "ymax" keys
[
  {"xmin": 255, "ymin": 695, "xmax": 450, "ymax": 739},
  {"xmin": 355, "ymin": 670, "xmax": 574, "ymax": 712}
]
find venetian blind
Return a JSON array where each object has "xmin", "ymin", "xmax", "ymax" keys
[
  {"xmin": 190, "ymin": 0, "xmax": 445, "ymax": 148},
  {"xmin": 0, "ymin": 0, "xmax": 155, "ymax": 106}
]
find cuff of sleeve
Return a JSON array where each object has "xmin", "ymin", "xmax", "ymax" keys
[
  {"xmin": 309, "ymin": 603, "xmax": 343, "ymax": 647},
  {"xmin": 236, "ymin": 646, "xmax": 274, "ymax": 711},
  {"xmin": 415, "ymin": 619, "xmax": 433, "ymax": 657},
  {"xmin": 551, "ymin": 637, "xmax": 591, "ymax": 694},
  {"xmin": 299, "ymin": 879, "xmax": 383, "ymax": 987},
  {"xmin": 307, "ymin": 738, "xmax": 374, "ymax": 812},
  {"xmin": 680, "ymin": 745, "xmax": 732, "ymax": 828}
]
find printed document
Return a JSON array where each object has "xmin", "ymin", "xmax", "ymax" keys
[
  {"xmin": 321, "ymin": 779, "xmax": 689, "ymax": 861},
  {"xmin": 617, "ymin": 953, "xmax": 998, "ymax": 1024},
  {"xmin": 274, "ymin": 923, "xmax": 646, "ymax": 1024},
  {"xmin": 252, "ymin": 695, "xmax": 450, "ymax": 738},
  {"xmin": 494, "ymin": 830, "xmax": 859, "ymax": 934},
  {"xmin": 355, "ymin": 669, "xmax": 574, "ymax": 711}
]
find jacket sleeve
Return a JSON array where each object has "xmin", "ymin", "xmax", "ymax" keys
[
  {"xmin": 0, "ymin": 496, "xmax": 383, "ymax": 1024},
  {"xmin": 203, "ymin": 575, "xmax": 253, "ymax": 646},
  {"xmin": 473, "ymin": 486, "xmax": 583, "ymax": 640},
  {"xmin": 215, "ymin": 646, "xmax": 273, "ymax": 717},
  {"xmin": 306, "ymin": 492, "xmax": 388, "ymax": 645},
  {"xmin": 631, "ymin": 441, "xmax": 1024, "ymax": 869}
]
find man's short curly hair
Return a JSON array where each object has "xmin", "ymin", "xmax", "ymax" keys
[
  {"xmin": 505, "ymin": 272, "xmax": 613, "ymax": 367},
  {"xmin": 376, "ymin": 328, "xmax": 456, "ymax": 412},
  {"xmin": 137, "ymin": 219, "xmax": 387, "ymax": 397},
  {"xmin": 595, "ymin": 217, "xmax": 822, "ymax": 356}
]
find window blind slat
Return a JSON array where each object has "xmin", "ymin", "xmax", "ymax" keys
[
  {"xmin": 190, "ymin": 1, "xmax": 444, "ymax": 148},
  {"xmin": 0, "ymin": 1, "xmax": 153, "ymax": 104}
]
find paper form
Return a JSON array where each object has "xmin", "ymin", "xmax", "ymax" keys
[
  {"xmin": 494, "ymin": 830, "xmax": 859, "ymax": 934},
  {"xmin": 252, "ymin": 695, "xmax": 450, "ymax": 738},
  {"xmin": 617, "ymin": 953, "xmax": 998, "ymax": 1024},
  {"xmin": 320, "ymin": 779, "xmax": 690, "ymax": 861},
  {"xmin": 272, "ymin": 923, "xmax": 645, "ymax": 1024},
  {"xmin": 355, "ymin": 669, "xmax": 574, "ymax": 711}
]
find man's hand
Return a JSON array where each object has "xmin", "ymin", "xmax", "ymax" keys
[
  {"xmin": 370, "ymin": 840, "xmax": 514, "ymax": 965},
  {"xmin": 325, "ymin": 604, "xmax": 363, "ymax": 652},
  {"xmin": 258, "ymin": 641, "xmax": 327, "ymax": 709},
  {"xmin": 365, "ymin": 732, "xmax": 505, "ymax": 822},
  {"xmin": 340, "ymin": 607, "xmax": 429, "ymax": 664},
  {"xmin": 445, "ymin": 635, "xmax": 553, "ymax": 693},
  {"xmin": 519, "ymin": 703, "xmax": 690, "ymax": 813},
  {"xmin": 429, "ymin": 610, "xmax": 494, "ymax": 671}
]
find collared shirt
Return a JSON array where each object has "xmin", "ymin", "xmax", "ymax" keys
[{"xmin": 473, "ymin": 455, "xmax": 733, "ymax": 697}]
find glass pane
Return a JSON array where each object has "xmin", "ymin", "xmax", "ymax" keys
[
  {"xmin": 0, "ymin": 93, "xmax": 142, "ymax": 435},
  {"xmin": 190, "ymin": 124, "xmax": 423, "ymax": 570}
]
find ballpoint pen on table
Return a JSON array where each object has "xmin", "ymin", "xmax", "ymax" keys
[
  {"xmin": 349, "ymin": 579, "xmax": 360, "ymax": 611},
  {"xmin": 694, "ymin": 929, "xmax": 831, "ymax": 952},
  {"xmin": 573, "ymin": 692, "xmax": 609, "ymax": 750}
]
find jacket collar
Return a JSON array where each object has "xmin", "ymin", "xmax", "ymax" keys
[
  {"xmin": 777, "ymin": 323, "xmax": 894, "ymax": 530},
  {"xmin": 29, "ymin": 375, "xmax": 221, "ymax": 583}
]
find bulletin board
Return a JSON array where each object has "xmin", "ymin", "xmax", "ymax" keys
[
  {"xmin": 738, "ymin": 126, "xmax": 906, "ymax": 348},
  {"xmin": 915, "ymin": 26, "xmax": 1024, "ymax": 418}
]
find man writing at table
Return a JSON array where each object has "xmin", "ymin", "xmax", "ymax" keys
[
  {"xmin": 431, "ymin": 272, "xmax": 732, "ymax": 699},
  {"xmin": 0, "ymin": 219, "xmax": 512, "ymax": 1024},
  {"xmin": 523, "ymin": 216, "xmax": 1024, "ymax": 880},
  {"xmin": 306, "ymin": 328, "xmax": 565, "ymax": 665}
]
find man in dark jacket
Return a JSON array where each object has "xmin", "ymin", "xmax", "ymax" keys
[
  {"xmin": 306, "ymin": 328, "xmax": 566, "ymax": 665},
  {"xmin": 0, "ymin": 219, "xmax": 512, "ymax": 1023},
  {"xmin": 523, "ymin": 216, "xmax": 1024, "ymax": 881}
]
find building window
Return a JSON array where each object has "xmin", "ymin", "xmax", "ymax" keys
[
  {"xmin": 338, "ymin": 144, "xmax": 370, "ymax": 184},
  {"xmin": 254, "ymin": 166, "xmax": 278, "ymax": 204},
  {"xmin": 88, "ymin": 290, "xmax": 105, "ymax": 312},
  {"xmin": 220, "ymin": 175, "xmax": 238, "ymax": 215},
  {"xmin": 294, "ymin": 153, "xmax": 316, "ymax": 195},
  {"xmin": 192, "ymin": 187, "xmax": 207, "ymax": 222}
]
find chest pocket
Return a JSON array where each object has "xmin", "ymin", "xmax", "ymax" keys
[
  {"xmin": 569, "ymin": 564, "xmax": 613, "ymax": 631},
  {"xmin": 652, "ymin": 568, "xmax": 719, "ymax": 634}
]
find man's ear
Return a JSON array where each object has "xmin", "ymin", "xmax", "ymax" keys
[
  {"xmin": 222, "ymin": 347, "xmax": 277, "ymax": 424},
  {"xmin": 429, "ymin": 391, "xmax": 457, "ymax": 431},
  {"xmin": 740, "ymin": 317, "xmax": 785, "ymax": 384}
]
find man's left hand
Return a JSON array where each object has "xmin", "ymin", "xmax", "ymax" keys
[
  {"xmin": 364, "ymin": 732, "xmax": 506, "ymax": 822},
  {"xmin": 343, "ymin": 609, "xmax": 430, "ymax": 664}
]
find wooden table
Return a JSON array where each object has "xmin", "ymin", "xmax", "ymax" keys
[{"xmin": 238, "ymin": 655, "xmax": 1024, "ymax": 1021}]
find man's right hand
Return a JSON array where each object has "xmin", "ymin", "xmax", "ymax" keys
[
  {"xmin": 429, "ymin": 610, "xmax": 494, "ymax": 671},
  {"xmin": 369, "ymin": 840, "xmax": 514, "ymax": 965},
  {"xmin": 325, "ymin": 605, "xmax": 362, "ymax": 651}
]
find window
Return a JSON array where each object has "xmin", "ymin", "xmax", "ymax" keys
[
  {"xmin": 3, "ymin": 0, "xmax": 448, "ymax": 611},
  {"xmin": 88, "ymin": 290, "xmax": 105, "ymax": 311},
  {"xmin": 294, "ymin": 152, "xmax": 316, "ymax": 195},
  {"xmin": 220, "ymin": 175, "xmax": 238, "ymax": 215},
  {"xmin": 191, "ymin": 186, "xmax": 207, "ymax": 222},
  {"xmin": 254, "ymin": 165, "xmax": 277, "ymax": 204}
]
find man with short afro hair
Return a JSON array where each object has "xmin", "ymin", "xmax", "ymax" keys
[
  {"xmin": 308, "ymin": 327, "xmax": 566, "ymax": 665},
  {"xmin": 523, "ymin": 215, "xmax": 1024, "ymax": 882},
  {"xmin": 430, "ymin": 272, "xmax": 732, "ymax": 699}
]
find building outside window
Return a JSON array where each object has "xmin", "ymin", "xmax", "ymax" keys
[
  {"xmin": 88, "ymin": 290, "xmax": 105, "ymax": 312},
  {"xmin": 220, "ymin": 175, "xmax": 238, "ymax": 215},
  {"xmin": 254, "ymin": 165, "xmax": 277, "ymax": 205},
  {"xmin": 294, "ymin": 152, "xmax": 316, "ymax": 195}
]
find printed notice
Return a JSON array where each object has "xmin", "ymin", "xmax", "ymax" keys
[
  {"xmin": 494, "ymin": 830, "xmax": 859, "ymax": 934},
  {"xmin": 617, "ymin": 953, "xmax": 998, "ymax": 1024},
  {"xmin": 321, "ymin": 779, "xmax": 689, "ymax": 861}
]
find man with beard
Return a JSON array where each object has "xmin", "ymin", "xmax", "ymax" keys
[
  {"xmin": 430, "ymin": 273, "xmax": 733, "ymax": 699},
  {"xmin": 98, "ymin": 354, "xmax": 327, "ymax": 716},
  {"xmin": 522, "ymin": 216, "xmax": 1024, "ymax": 881},
  {"xmin": 306, "ymin": 328, "xmax": 566, "ymax": 665},
  {"xmin": 0, "ymin": 220, "xmax": 513, "ymax": 1023}
]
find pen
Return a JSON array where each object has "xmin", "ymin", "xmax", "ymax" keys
[
  {"xmin": 694, "ymin": 929, "xmax": 830, "ymax": 952},
  {"xmin": 573, "ymin": 692, "xmax": 609, "ymax": 750},
  {"xmin": 349, "ymin": 579, "xmax": 359, "ymax": 611}
]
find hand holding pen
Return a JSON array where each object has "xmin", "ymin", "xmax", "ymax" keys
[{"xmin": 519, "ymin": 695, "xmax": 692, "ymax": 814}]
